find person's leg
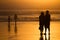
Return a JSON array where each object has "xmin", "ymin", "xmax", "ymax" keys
[
  {"xmin": 40, "ymin": 25, "xmax": 43, "ymax": 35},
  {"xmin": 47, "ymin": 24, "xmax": 50, "ymax": 35},
  {"xmin": 48, "ymin": 27, "xmax": 50, "ymax": 35},
  {"xmin": 40, "ymin": 25, "xmax": 42, "ymax": 35},
  {"xmin": 40, "ymin": 29, "xmax": 43, "ymax": 35},
  {"xmin": 45, "ymin": 25, "xmax": 47, "ymax": 35}
]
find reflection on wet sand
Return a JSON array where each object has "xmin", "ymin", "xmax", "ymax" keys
[
  {"xmin": 39, "ymin": 33, "xmax": 50, "ymax": 40},
  {"xmin": 8, "ymin": 33, "xmax": 17, "ymax": 40},
  {"xmin": 0, "ymin": 22, "xmax": 60, "ymax": 40}
]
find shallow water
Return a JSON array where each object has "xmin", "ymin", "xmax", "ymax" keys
[{"xmin": 0, "ymin": 21, "xmax": 60, "ymax": 40}]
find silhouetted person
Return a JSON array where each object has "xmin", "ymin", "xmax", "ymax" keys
[
  {"xmin": 39, "ymin": 12, "xmax": 45, "ymax": 34},
  {"xmin": 45, "ymin": 10, "xmax": 50, "ymax": 35},
  {"xmin": 8, "ymin": 16, "xmax": 10, "ymax": 32},
  {"xmin": 14, "ymin": 14, "xmax": 17, "ymax": 34}
]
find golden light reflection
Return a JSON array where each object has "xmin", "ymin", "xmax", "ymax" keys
[
  {"xmin": 43, "ymin": 27, "xmax": 49, "ymax": 40},
  {"xmin": 46, "ymin": 29, "xmax": 49, "ymax": 40}
]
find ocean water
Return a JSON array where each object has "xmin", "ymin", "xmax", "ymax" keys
[
  {"xmin": 0, "ymin": 21, "xmax": 60, "ymax": 40},
  {"xmin": 0, "ymin": 10, "xmax": 60, "ymax": 22}
]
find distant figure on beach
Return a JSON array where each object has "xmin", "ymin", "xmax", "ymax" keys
[
  {"xmin": 8, "ymin": 16, "xmax": 10, "ymax": 32},
  {"xmin": 14, "ymin": 14, "xmax": 17, "ymax": 34},
  {"xmin": 39, "ymin": 11, "xmax": 45, "ymax": 34},
  {"xmin": 45, "ymin": 10, "xmax": 51, "ymax": 34}
]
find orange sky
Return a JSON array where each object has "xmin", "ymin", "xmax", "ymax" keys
[{"xmin": 0, "ymin": 0, "xmax": 60, "ymax": 10}]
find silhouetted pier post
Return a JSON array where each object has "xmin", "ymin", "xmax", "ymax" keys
[
  {"xmin": 8, "ymin": 16, "xmax": 10, "ymax": 32},
  {"xmin": 14, "ymin": 14, "xmax": 17, "ymax": 33}
]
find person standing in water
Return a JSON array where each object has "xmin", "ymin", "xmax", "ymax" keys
[
  {"xmin": 39, "ymin": 11, "xmax": 45, "ymax": 35},
  {"xmin": 45, "ymin": 10, "xmax": 51, "ymax": 35}
]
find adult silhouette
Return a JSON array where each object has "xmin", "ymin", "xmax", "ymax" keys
[
  {"xmin": 45, "ymin": 10, "xmax": 50, "ymax": 34},
  {"xmin": 8, "ymin": 16, "xmax": 10, "ymax": 32},
  {"xmin": 14, "ymin": 14, "xmax": 17, "ymax": 34},
  {"xmin": 39, "ymin": 12, "xmax": 45, "ymax": 34}
]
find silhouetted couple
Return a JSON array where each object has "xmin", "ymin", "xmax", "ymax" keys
[{"xmin": 39, "ymin": 10, "xmax": 50, "ymax": 35}]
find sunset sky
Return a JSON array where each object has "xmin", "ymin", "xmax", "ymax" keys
[{"xmin": 0, "ymin": 0, "xmax": 60, "ymax": 10}]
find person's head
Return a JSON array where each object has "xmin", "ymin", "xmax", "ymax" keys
[
  {"xmin": 46, "ymin": 10, "xmax": 49, "ymax": 15},
  {"xmin": 41, "ymin": 11, "xmax": 44, "ymax": 15}
]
